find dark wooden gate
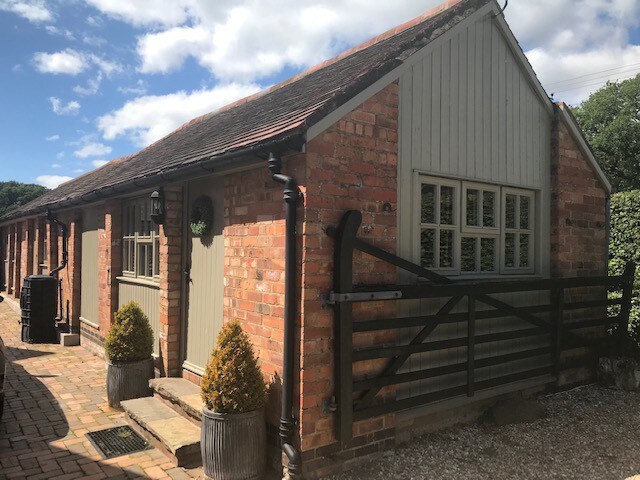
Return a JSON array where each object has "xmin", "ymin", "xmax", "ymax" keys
[{"xmin": 329, "ymin": 210, "xmax": 635, "ymax": 443}]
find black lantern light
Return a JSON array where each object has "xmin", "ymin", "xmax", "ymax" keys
[{"xmin": 150, "ymin": 188, "xmax": 165, "ymax": 225}]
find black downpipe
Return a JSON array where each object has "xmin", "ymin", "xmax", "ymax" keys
[
  {"xmin": 268, "ymin": 153, "xmax": 302, "ymax": 479},
  {"xmin": 46, "ymin": 210, "xmax": 69, "ymax": 328}
]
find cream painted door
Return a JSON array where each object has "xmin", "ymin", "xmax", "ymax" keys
[
  {"xmin": 80, "ymin": 208, "xmax": 99, "ymax": 326},
  {"xmin": 183, "ymin": 177, "xmax": 225, "ymax": 375}
]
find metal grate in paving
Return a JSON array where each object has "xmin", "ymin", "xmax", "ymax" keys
[{"xmin": 86, "ymin": 425, "xmax": 150, "ymax": 459}]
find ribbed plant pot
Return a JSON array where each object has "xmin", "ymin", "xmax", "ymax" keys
[
  {"xmin": 106, "ymin": 357, "xmax": 153, "ymax": 408},
  {"xmin": 201, "ymin": 407, "xmax": 266, "ymax": 480}
]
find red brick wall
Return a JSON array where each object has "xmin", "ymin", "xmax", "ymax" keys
[
  {"xmin": 159, "ymin": 185, "xmax": 183, "ymax": 376},
  {"xmin": 20, "ymin": 219, "xmax": 34, "ymax": 284},
  {"xmin": 550, "ymin": 111, "xmax": 608, "ymax": 278},
  {"xmin": 8, "ymin": 223, "xmax": 16, "ymax": 295},
  {"xmin": 98, "ymin": 201, "xmax": 121, "ymax": 334},
  {"xmin": 222, "ymin": 160, "xmax": 305, "ymax": 437},
  {"xmin": 56, "ymin": 211, "xmax": 82, "ymax": 332},
  {"xmin": 299, "ymin": 83, "xmax": 399, "ymax": 477}
]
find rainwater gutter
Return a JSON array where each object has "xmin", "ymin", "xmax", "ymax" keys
[{"xmin": 268, "ymin": 152, "xmax": 303, "ymax": 479}]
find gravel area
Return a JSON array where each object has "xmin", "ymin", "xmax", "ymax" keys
[{"xmin": 328, "ymin": 385, "xmax": 640, "ymax": 480}]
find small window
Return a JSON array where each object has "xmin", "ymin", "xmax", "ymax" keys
[{"xmin": 122, "ymin": 198, "xmax": 160, "ymax": 280}]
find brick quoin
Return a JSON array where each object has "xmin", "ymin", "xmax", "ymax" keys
[
  {"xmin": 158, "ymin": 185, "xmax": 183, "ymax": 377},
  {"xmin": 550, "ymin": 110, "xmax": 608, "ymax": 279},
  {"xmin": 550, "ymin": 107, "xmax": 609, "ymax": 385},
  {"xmin": 299, "ymin": 82, "xmax": 399, "ymax": 477}
]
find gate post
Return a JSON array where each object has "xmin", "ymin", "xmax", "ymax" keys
[{"xmin": 333, "ymin": 210, "xmax": 362, "ymax": 445}]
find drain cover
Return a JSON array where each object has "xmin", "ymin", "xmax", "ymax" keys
[{"xmin": 86, "ymin": 425, "xmax": 150, "ymax": 459}]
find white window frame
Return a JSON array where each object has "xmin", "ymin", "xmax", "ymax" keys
[
  {"xmin": 416, "ymin": 175, "xmax": 536, "ymax": 276},
  {"xmin": 122, "ymin": 197, "xmax": 160, "ymax": 281},
  {"xmin": 500, "ymin": 187, "xmax": 535, "ymax": 275},
  {"xmin": 414, "ymin": 175, "xmax": 460, "ymax": 276}
]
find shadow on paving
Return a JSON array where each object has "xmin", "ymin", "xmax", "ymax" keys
[{"xmin": 0, "ymin": 331, "xmax": 175, "ymax": 478}]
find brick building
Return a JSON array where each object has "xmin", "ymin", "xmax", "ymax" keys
[{"xmin": 0, "ymin": 0, "xmax": 612, "ymax": 477}]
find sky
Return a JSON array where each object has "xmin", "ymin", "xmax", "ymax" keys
[{"xmin": 0, "ymin": 0, "xmax": 639, "ymax": 189}]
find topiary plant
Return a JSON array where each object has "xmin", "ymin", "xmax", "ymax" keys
[
  {"xmin": 201, "ymin": 320, "xmax": 266, "ymax": 414},
  {"xmin": 105, "ymin": 302, "xmax": 154, "ymax": 363}
]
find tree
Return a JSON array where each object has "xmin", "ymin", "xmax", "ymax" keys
[
  {"xmin": 573, "ymin": 75, "xmax": 640, "ymax": 192},
  {"xmin": 0, "ymin": 181, "xmax": 48, "ymax": 218}
]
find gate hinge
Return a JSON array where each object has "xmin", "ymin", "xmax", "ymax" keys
[{"xmin": 325, "ymin": 290, "xmax": 402, "ymax": 304}]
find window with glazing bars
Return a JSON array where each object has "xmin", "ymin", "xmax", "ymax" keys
[
  {"xmin": 418, "ymin": 175, "xmax": 535, "ymax": 275},
  {"xmin": 122, "ymin": 198, "xmax": 160, "ymax": 279}
]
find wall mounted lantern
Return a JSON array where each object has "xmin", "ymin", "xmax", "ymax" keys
[{"xmin": 150, "ymin": 188, "xmax": 165, "ymax": 225}]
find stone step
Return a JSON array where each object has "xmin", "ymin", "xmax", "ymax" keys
[
  {"xmin": 121, "ymin": 396, "xmax": 201, "ymax": 468},
  {"xmin": 150, "ymin": 377, "xmax": 204, "ymax": 424}
]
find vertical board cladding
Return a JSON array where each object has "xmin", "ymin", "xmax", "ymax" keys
[
  {"xmin": 222, "ymin": 161, "xmax": 304, "ymax": 433},
  {"xmin": 299, "ymin": 83, "xmax": 399, "ymax": 477}
]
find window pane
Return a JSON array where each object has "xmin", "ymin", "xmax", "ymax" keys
[
  {"xmin": 520, "ymin": 234, "xmax": 530, "ymax": 268},
  {"xmin": 123, "ymin": 242, "xmax": 129, "ymax": 271},
  {"xmin": 505, "ymin": 233, "xmax": 516, "ymax": 268},
  {"xmin": 147, "ymin": 245, "xmax": 153, "ymax": 277},
  {"xmin": 440, "ymin": 230, "xmax": 454, "ymax": 268},
  {"xmin": 466, "ymin": 189, "xmax": 479, "ymax": 227},
  {"xmin": 461, "ymin": 237, "xmax": 476, "ymax": 272},
  {"xmin": 505, "ymin": 194, "xmax": 517, "ymax": 229},
  {"xmin": 480, "ymin": 237, "xmax": 496, "ymax": 272},
  {"xmin": 154, "ymin": 238, "xmax": 160, "ymax": 276},
  {"xmin": 421, "ymin": 184, "xmax": 436, "ymax": 224},
  {"xmin": 483, "ymin": 191, "xmax": 496, "ymax": 227},
  {"xmin": 420, "ymin": 229, "xmax": 436, "ymax": 268},
  {"xmin": 520, "ymin": 196, "xmax": 530, "ymax": 230},
  {"xmin": 440, "ymin": 186, "xmax": 454, "ymax": 225}
]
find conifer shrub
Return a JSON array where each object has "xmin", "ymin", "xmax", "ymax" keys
[
  {"xmin": 201, "ymin": 321, "xmax": 267, "ymax": 414},
  {"xmin": 105, "ymin": 302, "xmax": 154, "ymax": 363}
]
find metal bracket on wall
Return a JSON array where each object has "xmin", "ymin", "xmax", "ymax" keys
[{"xmin": 326, "ymin": 290, "xmax": 402, "ymax": 305}]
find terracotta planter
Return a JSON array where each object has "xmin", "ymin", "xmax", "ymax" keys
[
  {"xmin": 598, "ymin": 356, "xmax": 640, "ymax": 391},
  {"xmin": 106, "ymin": 357, "xmax": 153, "ymax": 408},
  {"xmin": 201, "ymin": 406, "xmax": 266, "ymax": 480}
]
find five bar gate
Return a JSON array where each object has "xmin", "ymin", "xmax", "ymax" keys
[{"xmin": 328, "ymin": 211, "xmax": 635, "ymax": 443}]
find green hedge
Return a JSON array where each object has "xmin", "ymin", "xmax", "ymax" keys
[{"xmin": 609, "ymin": 190, "xmax": 640, "ymax": 331}]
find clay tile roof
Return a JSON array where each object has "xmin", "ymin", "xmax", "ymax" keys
[{"xmin": 2, "ymin": 0, "xmax": 490, "ymax": 221}]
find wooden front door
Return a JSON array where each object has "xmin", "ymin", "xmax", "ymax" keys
[{"xmin": 182, "ymin": 177, "xmax": 225, "ymax": 376}]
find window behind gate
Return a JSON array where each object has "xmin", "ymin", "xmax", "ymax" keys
[{"xmin": 418, "ymin": 175, "xmax": 535, "ymax": 275}]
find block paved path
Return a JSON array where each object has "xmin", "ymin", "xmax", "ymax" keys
[{"xmin": 0, "ymin": 301, "xmax": 205, "ymax": 480}]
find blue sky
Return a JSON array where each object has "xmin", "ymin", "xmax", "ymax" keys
[{"xmin": 1, "ymin": 0, "xmax": 639, "ymax": 189}]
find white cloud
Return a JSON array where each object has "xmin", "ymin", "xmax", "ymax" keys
[
  {"xmin": 92, "ymin": 159, "xmax": 109, "ymax": 168},
  {"xmin": 56, "ymin": 152, "xmax": 65, "ymax": 159},
  {"xmin": 51, "ymin": 163, "xmax": 61, "ymax": 168},
  {"xmin": 11, "ymin": 64, "xmax": 22, "ymax": 72},
  {"xmin": 33, "ymin": 49, "xmax": 121, "ymax": 77},
  {"xmin": 36, "ymin": 175, "xmax": 73, "ymax": 189},
  {"xmin": 73, "ymin": 74, "xmax": 102, "ymax": 96},
  {"xmin": 34, "ymin": 49, "xmax": 87, "ymax": 75},
  {"xmin": 73, "ymin": 168, "xmax": 85, "ymax": 173},
  {"xmin": 50, "ymin": 97, "xmax": 81, "ymax": 116},
  {"xmin": 46, "ymin": 134, "xmax": 60, "ymax": 141},
  {"xmin": 82, "ymin": 34, "xmax": 106, "ymax": 46},
  {"xmin": 74, "ymin": 142, "xmax": 112, "ymax": 158},
  {"xmin": 83, "ymin": 0, "xmax": 192, "ymax": 27},
  {"xmin": 45, "ymin": 25, "xmax": 75, "ymax": 40},
  {"xmin": 118, "ymin": 79, "xmax": 147, "ymax": 96},
  {"xmin": 0, "ymin": 0, "xmax": 53, "ymax": 23},
  {"xmin": 98, "ymin": 83, "xmax": 261, "ymax": 146}
]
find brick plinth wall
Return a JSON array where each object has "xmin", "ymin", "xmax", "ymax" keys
[
  {"xmin": 299, "ymin": 82, "xmax": 399, "ymax": 477},
  {"xmin": 159, "ymin": 185, "xmax": 183, "ymax": 377}
]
